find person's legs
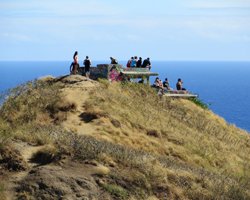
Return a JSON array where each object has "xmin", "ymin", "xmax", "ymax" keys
[{"xmin": 86, "ymin": 71, "xmax": 90, "ymax": 78}]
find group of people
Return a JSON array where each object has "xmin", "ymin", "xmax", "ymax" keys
[
  {"xmin": 126, "ymin": 57, "xmax": 151, "ymax": 69},
  {"xmin": 70, "ymin": 51, "xmax": 92, "ymax": 78},
  {"xmin": 70, "ymin": 51, "xmax": 153, "ymax": 78},
  {"xmin": 109, "ymin": 56, "xmax": 152, "ymax": 69},
  {"xmin": 153, "ymin": 77, "xmax": 186, "ymax": 92},
  {"xmin": 70, "ymin": 51, "xmax": 188, "ymax": 95}
]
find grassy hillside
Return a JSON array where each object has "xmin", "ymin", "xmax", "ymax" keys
[{"xmin": 0, "ymin": 76, "xmax": 250, "ymax": 199}]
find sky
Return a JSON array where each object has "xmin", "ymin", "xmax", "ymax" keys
[{"xmin": 0, "ymin": 0, "xmax": 250, "ymax": 61}]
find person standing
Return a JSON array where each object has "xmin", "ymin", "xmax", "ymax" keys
[
  {"xmin": 70, "ymin": 51, "xmax": 80, "ymax": 75},
  {"xmin": 84, "ymin": 56, "xmax": 91, "ymax": 78}
]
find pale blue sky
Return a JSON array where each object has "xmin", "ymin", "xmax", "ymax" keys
[{"xmin": 1, "ymin": 0, "xmax": 250, "ymax": 61}]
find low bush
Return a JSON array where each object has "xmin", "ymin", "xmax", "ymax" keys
[
  {"xmin": 0, "ymin": 183, "xmax": 6, "ymax": 200},
  {"xmin": 188, "ymin": 97, "xmax": 209, "ymax": 109},
  {"xmin": 31, "ymin": 145, "xmax": 60, "ymax": 165},
  {"xmin": 100, "ymin": 183, "xmax": 128, "ymax": 199},
  {"xmin": 0, "ymin": 123, "xmax": 11, "ymax": 150}
]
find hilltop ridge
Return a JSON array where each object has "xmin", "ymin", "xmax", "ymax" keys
[{"xmin": 0, "ymin": 75, "xmax": 250, "ymax": 200}]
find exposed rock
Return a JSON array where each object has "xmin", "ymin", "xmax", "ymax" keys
[
  {"xmin": 16, "ymin": 163, "xmax": 110, "ymax": 200},
  {"xmin": 0, "ymin": 146, "xmax": 27, "ymax": 172},
  {"xmin": 38, "ymin": 75, "xmax": 55, "ymax": 82}
]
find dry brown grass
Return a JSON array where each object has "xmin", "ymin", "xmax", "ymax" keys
[
  {"xmin": 0, "ymin": 119, "xmax": 11, "ymax": 150},
  {"xmin": 92, "ymin": 165, "xmax": 111, "ymax": 176},
  {"xmin": 0, "ymin": 182, "xmax": 6, "ymax": 200},
  {"xmin": 1, "ymin": 78, "xmax": 250, "ymax": 199},
  {"xmin": 83, "ymin": 81, "xmax": 250, "ymax": 176},
  {"xmin": 0, "ymin": 79, "xmax": 78, "ymax": 145},
  {"xmin": 60, "ymin": 132, "xmax": 249, "ymax": 199},
  {"xmin": 0, "ymin": 80, "xmax": 76, "ymax": 127}
]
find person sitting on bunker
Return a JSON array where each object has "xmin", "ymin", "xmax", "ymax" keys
[{"xmin": 110, "ymin": 57, "xmax": 118, "ymax": 64}]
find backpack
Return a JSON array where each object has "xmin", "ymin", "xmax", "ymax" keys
[{"xmin": 84, "ymin": 59, "xmax": 90, "ymax": 66}]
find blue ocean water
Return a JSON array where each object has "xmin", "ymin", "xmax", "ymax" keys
[{"xmin": 0, "ymin": 61, "xmax": 249, "ymax": 132}]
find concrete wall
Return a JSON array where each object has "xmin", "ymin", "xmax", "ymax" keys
[{"xmin": 79, "ymin": 64, "xmax": 123, "ymax": 80}]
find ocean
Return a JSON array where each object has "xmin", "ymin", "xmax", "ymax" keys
[{"xmin": 0, "ymin": 61, "xmax": 249, "ymax": 133}]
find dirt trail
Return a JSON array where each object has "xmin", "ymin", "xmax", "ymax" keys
[
  {"xmin": 59, "ymin": 75, "xmax": 99, "ymax": 136},
  {"xmin": 6, "ymin": 142, "xmax": 44, "ymax": 200},
  {"xmin": 5, "ymin": 76, "xmax": 109, "ymax": 199},
  {"xmin": 6, "ymin": 142, "xmax": 111, "ymax": 200}
]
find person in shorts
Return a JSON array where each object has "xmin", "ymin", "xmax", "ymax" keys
[{"xmin": 70, "ymin": 51, "xmax": 80, "ymax": 75}]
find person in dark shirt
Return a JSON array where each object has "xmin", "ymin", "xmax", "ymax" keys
[
  {"xmin": 84, "ymin": 56, "xmax": 91, "ymax": 78},
  {"xmin": 163, "ymin": 78, "xmax": 171, "ymax": 90},
  {"xmin": 176, "ymin": 78, "xmax": 186, "ymax": 91},
  {"xmin": 70, "ymin": 51, "xmax": 80, "ymax": 75},
  {"xmin": 110, "ymin": 57, "xmax": 118, "ymax": 64},
  {"xmin": 136, "ymin": 57, "xmax": 142, "ymax": 68},
  {"xmin": 142, "ymin": 57, "xmax": 151, "ymax": 69},
  {"xmin": 138, "ymin": 78, "xmax": 144, "ymax": 84}
]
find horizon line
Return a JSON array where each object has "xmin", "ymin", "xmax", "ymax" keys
[{"xmin": 1, "ymin": 60, "xmax": 250, "ymax": 62}]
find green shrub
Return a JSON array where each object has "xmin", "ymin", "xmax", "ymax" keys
[
  {"xmin": 0, "ymin": 183, "xmax": 4, "ymax": 192},
  {"xmin": 0, "ymin": 183, "xmax": 6, "ymax": 200},
  {"xmin": 189, "ymin": 97, "xmax": 208, "ymax": 109},
  {"xmin": 0, "ymin": 119, "xmax": 11, "ymax": 149},
  {"xmin": 101, "ymin": 183, "xmax": 128, "ymax": 199}
]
